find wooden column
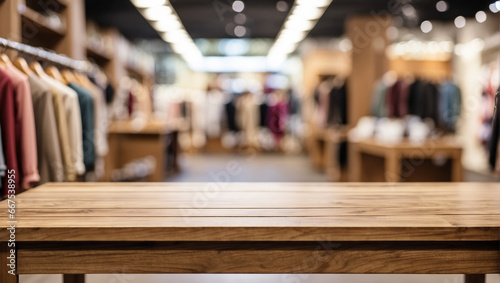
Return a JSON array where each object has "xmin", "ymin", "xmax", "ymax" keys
[
  {"xmin": 102, "ymin": 28, "xmax": 127, "ymax": 90},
  {"xmin": 346, "ymin": 15, "xmax": 390, "ymax": 127},
  {"xmin": 0, "ymin": 0, "xmax": 20, "ymax": 41},
  {"xmin": 56, "ymin": 0, "xmax": 86, "ymax": 59},
  {"xmin": 0, "ymin": 0, "xmax": 21, "ymax": 60},
  {"xmin": 347, "ymin": 15, "xmax": 390, "ymax": 181}
]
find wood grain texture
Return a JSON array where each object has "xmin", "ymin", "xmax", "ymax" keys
[
  {"xmin": 0, "ymin": 183, "xmax": 500, "ymax": 241},
  {"xmin": 350, "ymin": 138, "xmax": 463, "ymax": 182},
  {"xmin": 18, "ymin": 241, "xmax": 500, "ymax": 274},
  {"xmin": 1, "ymin": 242, "xmax": 18, "ymax": 283}
]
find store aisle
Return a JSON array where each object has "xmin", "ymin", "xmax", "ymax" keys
[{"xmin": 167, "ymin": 153, "xmax": 328, "ymax": 182}]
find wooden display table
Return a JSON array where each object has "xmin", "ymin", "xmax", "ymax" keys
[
  {"xmin": 350, "ymin": 138, "xmax": 463, "ymax": 182},
  {"xmin": 104, "ymin": 120, "xmax": 183, "ymax": 182},
  {"xmin": 306, "ymin": 126, "xmax": 348, "ymax": 181},
  {"xmin": 1, "ymin": 183, "xmax": 499, "ymax": 283}
]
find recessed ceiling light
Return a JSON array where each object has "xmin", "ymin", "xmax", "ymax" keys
[
  {"xmin": 491, "ymin": 2, "xmax": 500, "ymax": 13},
  {"xmin": 132, "ymin": 0, "xmax": 166, "ymax": 8},
  {"xmin": 402, "ymin": 4, "xmax": 416, "ymax": 17},
  {"xmin": 475, "ymin": 11, "xmax": 487, "ymax": 23},
  {"xmin": 232, "ymin": 1, "xmax": 245, "ymax": 13},
  {"xmin": 276, "ymin": 1, "xmax": 289, "ymax": 12},
  {"xmin": 420, "ymin": 20, "xmax": 433, "ymax": 33},
  {"xmin": 454, "ymin": 16, "xmax": 466, "ymax": 28},
  {"xmin": 234, "ymin": 25, "xmax": 247, "ymax": 37},
  {"xmin": 436, "ymin": 1, "xmax": 448, "ymax": 12}
]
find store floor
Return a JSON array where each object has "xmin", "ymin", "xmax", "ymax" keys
[
  {"xmin": 167, "ymin": 153, "xmax": 329, "ymax": 182},
  {"xmin": 20, "ymin": 153, "xmax": 500, "ymax": 283}
]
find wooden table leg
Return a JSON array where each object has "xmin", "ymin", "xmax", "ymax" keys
[
  {"xmin": 464, "ymin": 274, "xmax": 486, "ymax": 283},
  {"xmin": 325, "ymin": 131, "xmax": 340, "ymax": 182},
  {"xmin": 63, "ymin": 274, "xmax": 85, "ymax": 283},
  {"xmin": 1, "ymin": 242, "xmax": 18, "ymax": 283},
  {"xmin": 349, "ymin": 143, "xmax": 362, "ymax": 182},
  {"xmin": 451, "ymin": 150, "xmax": 463, "ymax": 182},
  {"xmin": 385, "ymin": 151, "xmax": 401, "ymax": 182}
]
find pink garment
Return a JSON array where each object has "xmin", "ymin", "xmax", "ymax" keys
[
  {"xmin": 267, "ymin": 101, "xmax": 289, "ymax": 143},
  {"xmin": 6, "ymin": 64, "xmax": 40, "ymax": 190}
]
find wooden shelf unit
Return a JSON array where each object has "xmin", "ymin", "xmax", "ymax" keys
[
  {"xmin": 86, "ymin": 44, "xmax": 112, "ymax": 64},
  {"xmin": 19, "ymin": 5, "xmax": 66, "ymax": 37},
  {"xmin": 0, "ymin": 0, "xmax": 85, "ymax": 60}
]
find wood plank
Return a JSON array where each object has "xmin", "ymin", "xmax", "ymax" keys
[
  {"xmin": 1, "ymin": 183, "xmax": 499, "ymax": 242},
  {"xmin": 18, "ymin": 241, "xmax": 500, "ymax": 274},
  {"xmin": 0, "ymin": 216, "xmax": 453, "ymax": 228},
  {"xmin": 4, "ymin": 207, "xmax": 500, "ymax": 217},
  {"xmin": 11, "ymin": 199, "xmax": 500, "ymax": 209},
  {"xmin": 28, "ymin": 182, "xmax": 500, "ymax": 191},
  {"xmin": 17, "ymin": 190, "xmax": 500, "ymax": 198},
  {"xmin": 1, "ymin": 242, "xmax": 18, "ymax": 283},
  {"xmin": 7, "ymin": 226, "xmax": 500, "ymax": 242}
]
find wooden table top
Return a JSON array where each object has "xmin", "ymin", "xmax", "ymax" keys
[
  {"xmin": 1, "ymin": 183, "xmax": 499, "ymax": 242},
  {"xmin": 108, "ymin": 119, "xmax": 185, "ymax": 135},
  {"xmin": 354, "ymin": 138, "xmax": 462, "ymax": 150}
]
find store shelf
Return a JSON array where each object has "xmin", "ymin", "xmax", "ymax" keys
[
  {"xmin": 126, "ymin": 65, "xmax": 153, "ymax": 82},
  {"xmin": 86, "ymin": 44, "xmax": 112, "ymax": 64},
  {"xmin": 19, "ymin": 5, "xmax": 66, "ymax": 38},
  {"xmin": 24, "ymin": 0, "xmax": 68, "ymax": 11}
]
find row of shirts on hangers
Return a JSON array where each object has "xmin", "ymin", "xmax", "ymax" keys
[
  {"xmin": 152, "ymin": 86, "xmax": 301, "ymax": 151},
  {"xmin": 313, "ymin": 76, "xmax": 348, "ymax": 128},
  {"xmin": 0, "ymin": 54, "xmax": 110, "ymax": 197},
  {"xmin": 371, "ymin": 73, "xmax": 462, "ymax": 133}
]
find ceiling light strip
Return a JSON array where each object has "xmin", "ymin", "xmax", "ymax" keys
[
  {"xmin": 268, "ymin": 0, "xmax": 332, "ymax": 66},
  {"xmin": 131, "ymin": 0, "xmax": 202, "ymax": 68}
]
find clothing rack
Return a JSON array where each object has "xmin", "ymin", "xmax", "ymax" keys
[{"xmin": 0, "ymin": 37, "xmax": 91, "ymax": 72}]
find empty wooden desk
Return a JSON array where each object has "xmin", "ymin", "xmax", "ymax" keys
[
  {"xmin": 1, "ymin": 183, "xmax": 499, "ymax": 283},
  {"xmin": 350, "ymin": 138, "xmax": 463, "ymax": 182}
]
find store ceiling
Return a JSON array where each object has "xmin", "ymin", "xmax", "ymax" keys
[{"xmin": 85, "ymin": 0, "xmax": 495, "ymax": 40}]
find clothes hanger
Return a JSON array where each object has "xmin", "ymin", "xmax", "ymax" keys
[
  {"xmin": 0, "ymin": 53, "xmax": 12, "ymax": 65},
  {"xmin": 13, "ymin": 57, "xmax": 33, "ymax": 76},
  {"xmin": 61, "ymin": 69, "xmax": 77, "ymax": 84},
  {"xmin": 74, "ymin": 71, "xmax": 91, "ymax": 86},
  {"xmin": 45, "ymin": 65, "xmax": 67, "ymax": 84},
  {"xmin": 29, "ymin": 61, "xmax": 47, "ymax": 77}
]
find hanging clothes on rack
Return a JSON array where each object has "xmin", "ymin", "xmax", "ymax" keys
[
  {"xmin": 267, "ymin": 90, "xmax": 289, "ymax": 145},
  {"xmin": 439, "ymin": 81, "xmax": 462, "ymax": 133},
  {"xmin": 370, "ymin": 75, "xmax": 462, "ymax": 133},
  {"xmin": 0, "ymin": 125, "xmax": 5, "ymax": 193},
  {"xmin": 40, "ymin": 72, "xmax": 80, "ymax": 181},
  {"xmin": 236, "ymin": 92, "xmax": 260, "ymax": 148},
  {"xmin": 28, "ymin": 73, "xmax": 65, "ymax": 183},
  {"xmin": 3, "ymin": 62, "xmax": 39, "ymax": 190},
  {"xmin": 327, "ymin": 78, "xmax": 348, "ymax": 125},
  {"xmin": 0, "ymin": 68, "xmax": 19, "ymax": 196},
  {"xmin": 68, "ymin": 83, "xmax": 96, "ymax": 172}
]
